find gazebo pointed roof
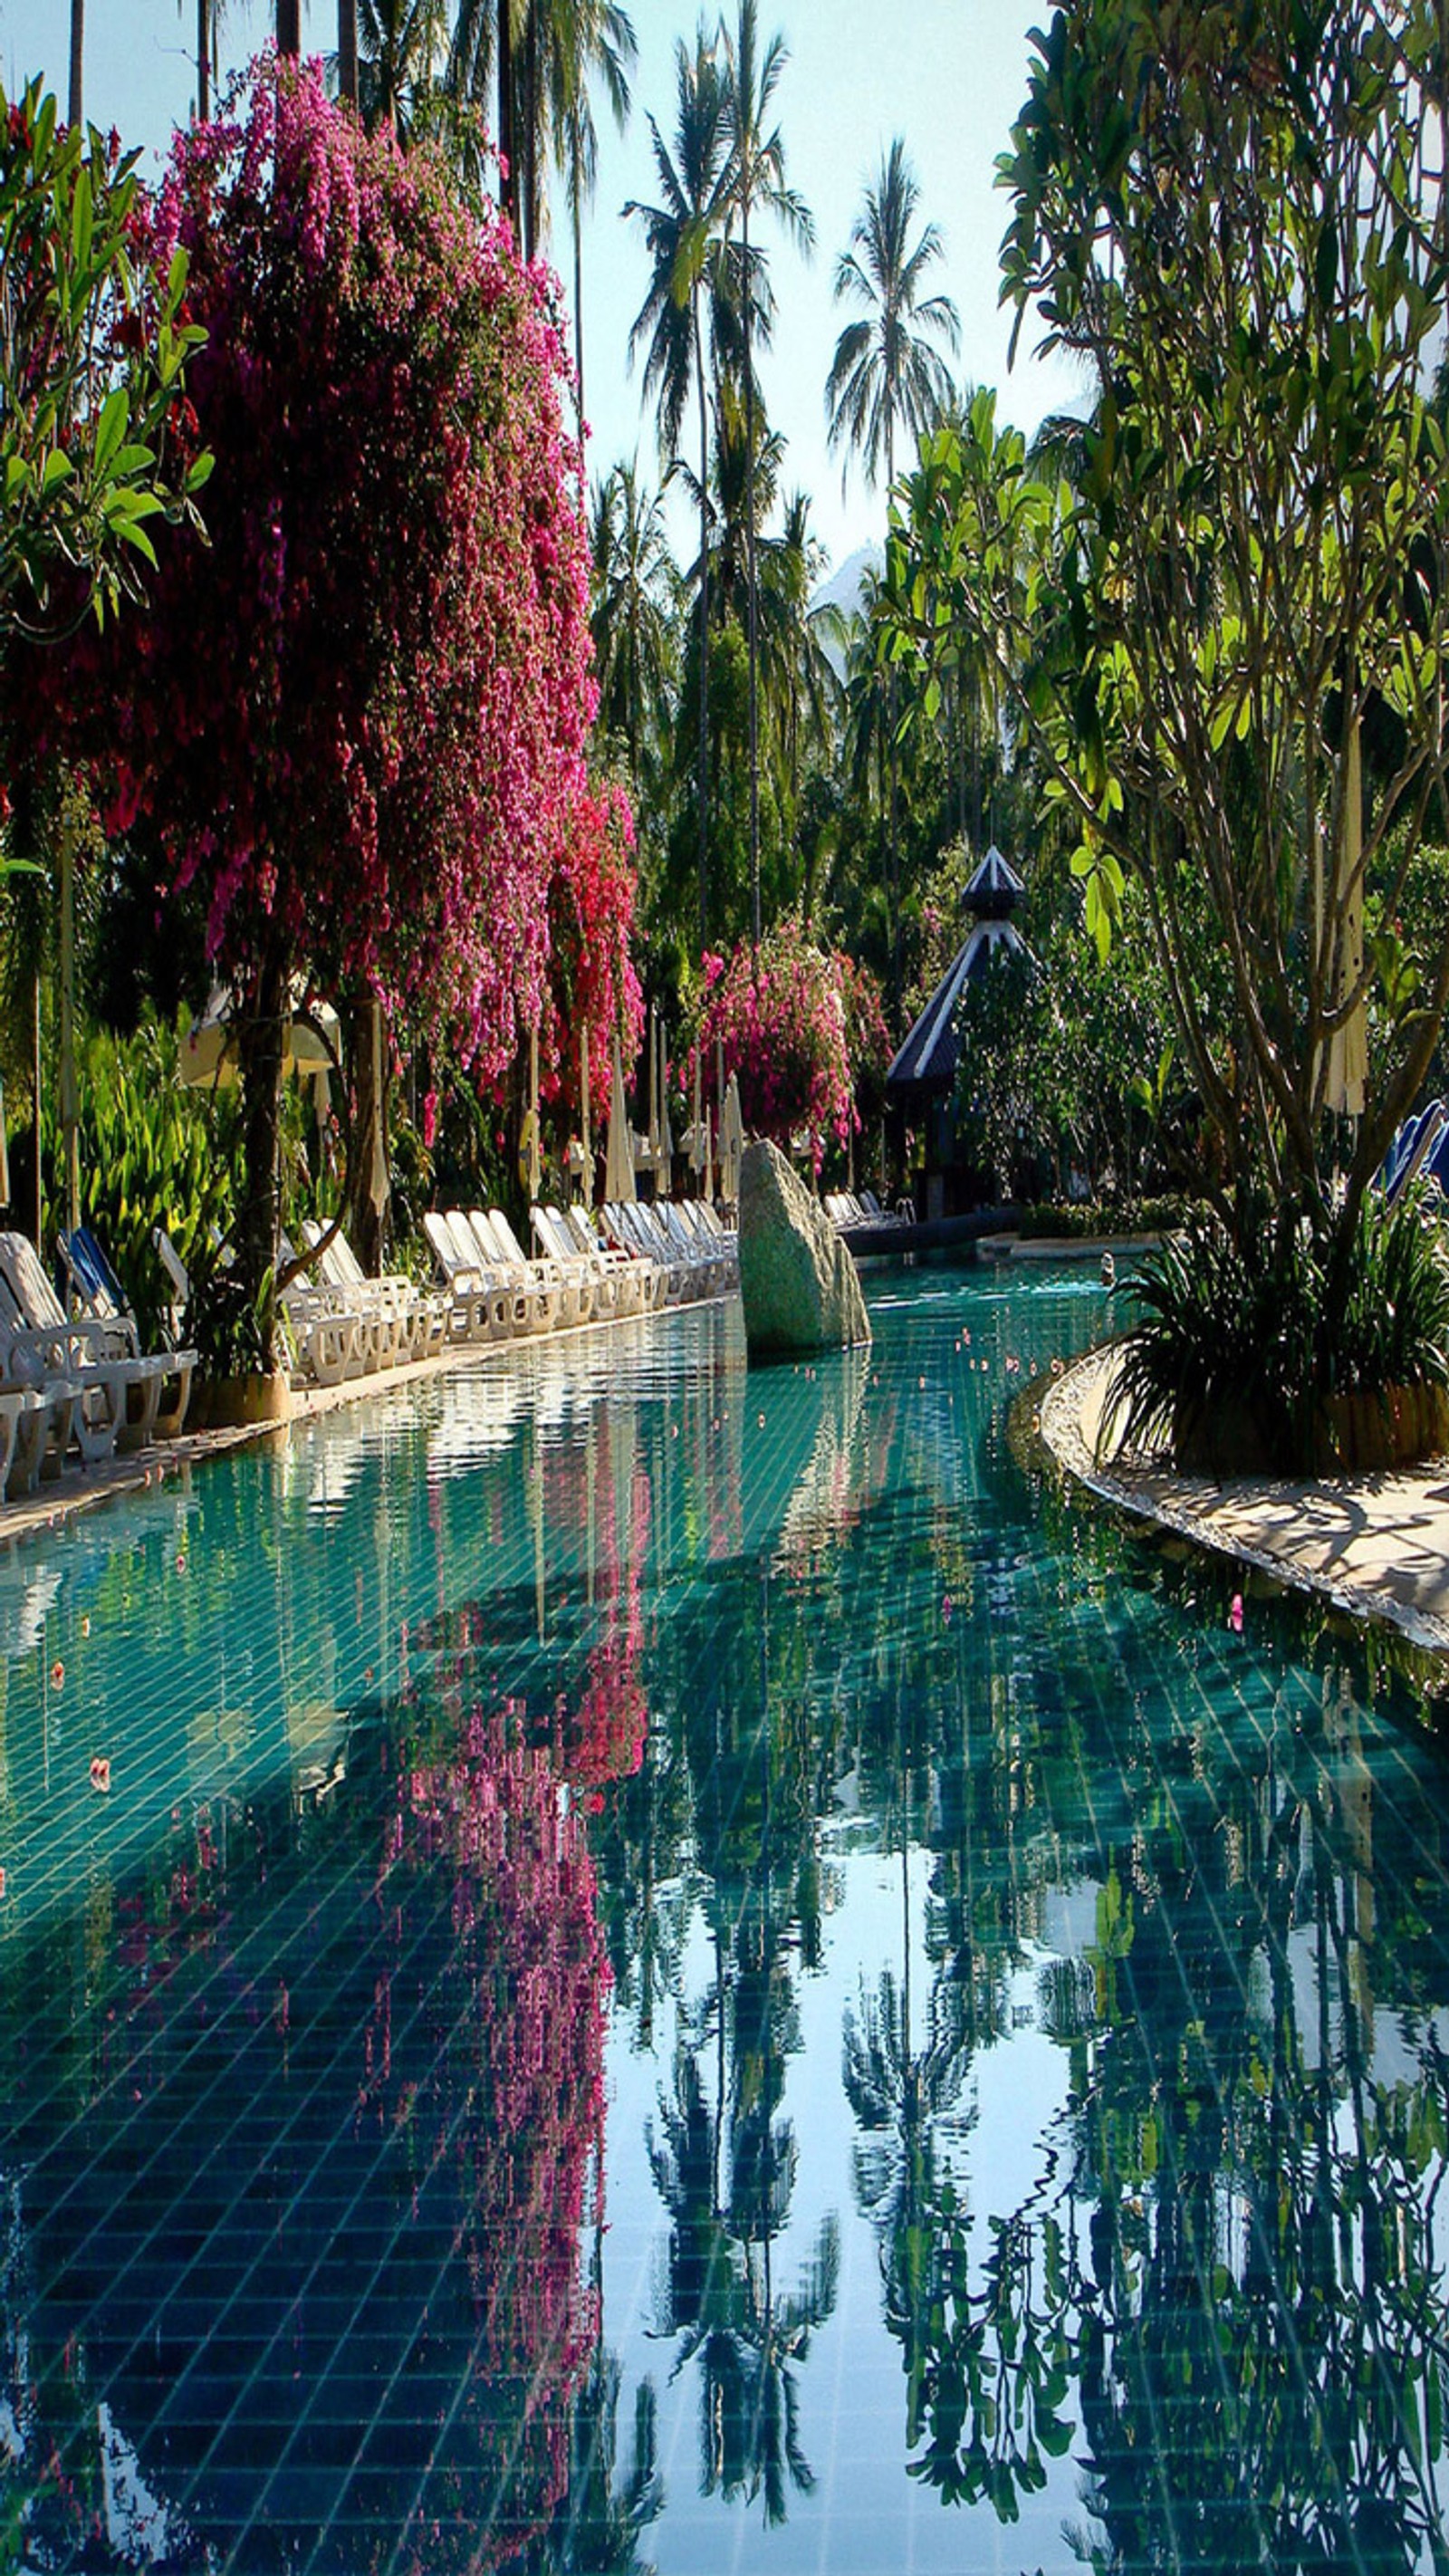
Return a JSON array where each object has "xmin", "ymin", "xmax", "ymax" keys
[
  {"xmin": 964, "ymin": 844, "xmax": 1023, "ymax": 918},
  {"xmin": 886, "ymin": 847, "xmax": 1030, "ymax": 1096}
]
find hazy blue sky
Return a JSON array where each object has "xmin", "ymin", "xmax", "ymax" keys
[{"xmin": 4, "ymin": 0, "xmax": 1089, "ymax": 572}]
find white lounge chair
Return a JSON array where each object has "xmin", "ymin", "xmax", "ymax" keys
[
  {"xmin": 602, "ymin": 1201, "xmax": 691, "ymax": 1303},
  {"xmin": 533, "ymin": 1203, "xmax": 639, "ymax": 1320},
  {"xmin": 274, "ymin": 1237, "xmax": 369, "ymax": 1388},
  {"xmin": 422, "ymin": 1211, "xmax": 517, "ymax": 1343},
  {"xmin": 576, "ymin": 1203, "xmax": 670, "ymax": 1310},
  {"xmin": 475, "ymin": 1209, "xmax": 571, "ymax": 1331},
  {"xmin": 0, "ymin": 1230, "xmax": 162, "ymax": 1460},
  {"xmin": 553, "ymin": 1203, "xmax": 666, "ymax": 1313},
  {"xmin": 299, "ymin": 1220, "xmax": 446, "ymax": 1369},
  {"xmin": 58, "ymin": 1226, "xmax": 197, "ymax": 1437}
]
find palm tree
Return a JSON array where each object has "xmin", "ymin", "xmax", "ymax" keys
[
  {"xmin": 446, "ymin": 0, "xmax": 516, "ymax": 225},
  {"xmin": 589, "ymin": 458, "xmax": 677, "ymax": 787},
  {"xmin": 338, "ymin": 0, "xmax": 359, "ymax": 106},
  {"xmin": 178, "ymin": 0, "xmax": 221, "ymax": 120},
  {"xmin": 446, "ymin": 0, "xmax": 631, "ymax": 279},
  {"xmin": 825, "ymin": 138, "xmax": 959, "ymax": 496},
  {"xmin": 357, "ymin": 0, "xmax": 446, "ymax": 135},
  {"xmin": 625, "ymin": 29, "xmax": 734, "ymax": 958},
  {"xmin": 826, "ymin": 139, "xmax": 957, "ymax": 1021},
  {"xmin": 277, "ymin": 0, "xmax": 302, "ymax": 57},
  {"xmin": 545, "ymin": 0, "xmax": 637, "ymax": 449},
  {"xmin": 720, "ymin": 0, "xmax": 812, "ymax": 950},
  {"xmin": 756, "ymin": 487, "xmax": 836, "ymax": 812}
]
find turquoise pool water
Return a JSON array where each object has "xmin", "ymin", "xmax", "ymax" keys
[{"xmin": 2, "ymin": 1261, "xmax": 1448, "ymax": 2573}]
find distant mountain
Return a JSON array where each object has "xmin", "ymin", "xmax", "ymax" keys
[
  {"xmin": 812, "ymin": 543, "xmax": 879, "ymax": 676},
  {"xmin": 812, "ymin": 543, "xmax": 879, "ymax": 626}
]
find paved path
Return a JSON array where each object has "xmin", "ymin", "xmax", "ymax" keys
[{"xmin": 1041, "ymin": 1346, "xmax": 1449, "ymax": 1658}]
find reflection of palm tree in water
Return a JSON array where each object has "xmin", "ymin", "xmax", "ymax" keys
[
  {"xmin": 527, "ymin": 2330, "xmax": 662, "ymax": 2575},
  {"xmin": 841, "ymin": 1665, "xmax": 1449, "ymax": 2566},
  {"xmin": 648, "ymin": 1629, "xmax": 840, "ymax": 2524},
  {"xmin": 843, "ymin": 1747, "xmax": 974, "ymax": 2443}
]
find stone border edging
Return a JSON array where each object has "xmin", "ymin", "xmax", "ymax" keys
[{"xmin": 1038, "ymin": 1344, "xmax": 1449, "ymax": 1664}]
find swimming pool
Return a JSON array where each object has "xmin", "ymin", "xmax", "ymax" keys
[{"xmin": 1, "ymin": 1261, "xmax": 1447, "ymax": 2572}]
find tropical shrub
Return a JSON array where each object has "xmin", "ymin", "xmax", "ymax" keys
[
  {"xmin": 1102, "ymin": 1188, "xmax": 1449, "ymax": 1475},
  {"xmin": 41, "ymin": 1018, "xmax": 239, "ymax": 1350}
]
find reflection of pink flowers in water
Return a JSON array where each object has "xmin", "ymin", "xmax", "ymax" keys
[
  {"xmin": 387, "ymin": 1692, "xmax": 609, "ymax": 2567},
  {"xmin": 1229, "ymin": 1593, "xmax": 1244, "ymax": 1634}
]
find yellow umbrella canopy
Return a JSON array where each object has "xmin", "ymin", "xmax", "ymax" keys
[{"xmin": 179, "ymin": 984, "xmax": 341, "ymax": 1088}]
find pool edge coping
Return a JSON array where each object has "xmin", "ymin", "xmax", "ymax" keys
[{"xmin": 1039, "ymin": 1344, "xmax": 1449, "ymax": 1667}]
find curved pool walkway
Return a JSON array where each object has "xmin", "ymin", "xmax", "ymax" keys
[{"xmin": 1042, "ymin": 1343, "xmax": 1449, "ymax": 1660}]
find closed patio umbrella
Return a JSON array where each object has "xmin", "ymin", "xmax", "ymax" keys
[
  {"xmin": 1326, "ymin": 716, "xmax": 1367, "ymax": 1120},
  {"xmin": 690, "ymin": 1045, "xmax": 704, "ymax": 1187},
  {"xmin": 720, "ymin": 1073, "xmax": 744, "ymax": 1206},
  {"xmin": 522, "ymin": 1020, "xmax": 545, "ymax": 1200},
  {"xmin": 368, "ymin": 1003, "xmax": 389, "ymax": 1215},
  {"xmin": 658, "ymin": 1017, "xmax": 674, "ymax": 1182},
  {"xmin": 606, "ymin": 1034, "xmax": 636, "ymax": 1203}
]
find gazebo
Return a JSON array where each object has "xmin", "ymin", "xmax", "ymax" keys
[{"xmin": 886, "ymin": 846, "xmax": 1030, "ymax": 1217}]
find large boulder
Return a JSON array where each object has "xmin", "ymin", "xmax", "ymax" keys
[{"xmin": 738, "ymin": 1139, "xmax": 872, "ymax": 1357}]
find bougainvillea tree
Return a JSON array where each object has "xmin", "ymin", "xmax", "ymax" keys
[
  {"xmin": 40, "ymin": 58, "xmax": 612, "ymax": 1357},
  {"xmin": 699, "ymin": 915, "xmax": 887, "ymax": 1169},
  {"xmin": 540, "ymin": 775, "xmax": 644, "ymax": 1138}
]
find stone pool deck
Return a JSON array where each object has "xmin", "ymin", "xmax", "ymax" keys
[{"xmin": 1041, "ymin": 1345, "xmax": 1449, "ymax": 1660}]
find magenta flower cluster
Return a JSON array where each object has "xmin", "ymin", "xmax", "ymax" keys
[{"xmin": 700, "ymin": 916, "xmax": 888, "ymax": 1170}]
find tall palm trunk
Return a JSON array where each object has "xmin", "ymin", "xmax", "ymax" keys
[
  {"xmin": 744, "ymin": 189, "xmax": 762, "ymax": 954},
  {"xmin": 277, "ymin": 0, "xmax": 302, "ymax": 56},
  {"xmin": 886, "ymin": 418, "xmax": 900, "ymax": 1026},
  {"xmin": 695, "ymin": 297, "xmax": 711, "ymax": 959},
  {"xmin": 498, "ymin": 0, "xmax": 517, "ymax": 235},
  {"xmin": 523, "ymin": 0, "xmax": 541, "ymax": 261},
  {"xmin": 238, "ymin": 948, "xmax": 291, "ymax": 1373},
  {"xmin": 68, "ymin": 0, "xmax": 83, "ymax": 122},
  {"xmin": 338, "ymin": 0, "xmax": 358, "ymax": 106},
  {"xmin": 572, "ymin": 191, "xmax": 586, "ymax": 457},
  {"xmin": 196, "ymin": 0, "xmax": 210, "ymax": 119},
  {"xmin": 570, "ymin": 119, "xmax": 587, "ymax": 466}
]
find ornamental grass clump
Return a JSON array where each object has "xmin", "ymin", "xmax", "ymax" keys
[{"xmin": 1101, "ymin": 1188, "xmax": 1449, "ymax": 1477}]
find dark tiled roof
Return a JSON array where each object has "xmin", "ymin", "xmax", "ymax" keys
[{"xmin": 886, "ymin": 918, "xmax": 1029, "ymax": 1091}]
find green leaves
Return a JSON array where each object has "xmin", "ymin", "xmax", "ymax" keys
[{"xmin": 0, "ymin": 75, "xmax": 211, "ymax": 639}]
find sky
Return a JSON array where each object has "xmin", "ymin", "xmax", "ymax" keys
[{"xmin": 4, "ymin": 0, "xmax": 1091, "ymax": 575}]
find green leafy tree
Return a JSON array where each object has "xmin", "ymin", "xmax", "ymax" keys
[
  {"xmin": 885, "ymin": 1, "xmax": 1449, "ymax": 1370},
  {"xmin": 590, "ymin": 458, "xmax": 678, "ymax": 795},
  {"xmin": 824, "ymin": 138, "xmax": 959, "ymax": 500}
]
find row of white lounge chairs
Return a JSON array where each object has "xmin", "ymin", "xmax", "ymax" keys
[
  {"xmin": 824, "ymin": 1189, "xmax": 916, "ymax": 1234},
  {"xmin": 279, "ymin": 1200, "xmax": 738, "ymax": 1389}
]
